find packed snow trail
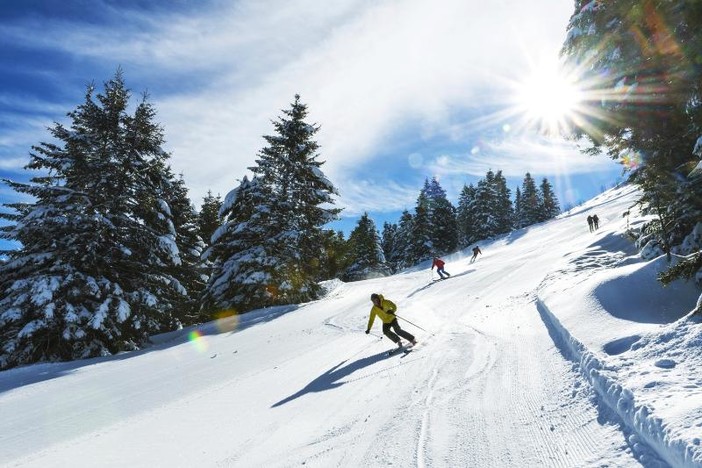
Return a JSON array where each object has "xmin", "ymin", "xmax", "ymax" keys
[{"xmin": 0, "ymin": 186, "xmax": 670, "ymax": 467}]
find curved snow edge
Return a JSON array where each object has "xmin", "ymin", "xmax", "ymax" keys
[{"xmin": 535, "ymin": 298, "xmax": 702, "ymax": 468}]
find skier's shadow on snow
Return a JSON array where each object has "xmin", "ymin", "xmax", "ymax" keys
[
  {"xmin": 271, "ymin": 351, "xmax": 392, "ymax": 408},
  {"xmin": 407, "ymin": 269, "xmax": 474, "ymax": 298}
]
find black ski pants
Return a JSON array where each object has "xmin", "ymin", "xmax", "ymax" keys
[{"xmin": 383, "ymin": 318, "xmax": 414, "ymax": 344}]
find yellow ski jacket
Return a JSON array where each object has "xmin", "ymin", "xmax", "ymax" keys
[{"xmin": 367, "ymin": 294, "xmax": 397, "ymax": 330}]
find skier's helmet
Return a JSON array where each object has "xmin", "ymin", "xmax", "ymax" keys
[{"xmin": 370, "ymin": 293, "xmax": 380, "ymax": 303}]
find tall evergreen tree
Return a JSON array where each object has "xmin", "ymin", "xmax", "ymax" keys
[
  {"xmin": 381, "ymin": 222, "xmax": 400, "ymax": 272},
  {"xmin": 457, "ymin": 183, "xmax": 478, "ymax": 247},
  {"xmin": 472, "ymin": 170, "xmax": 501, "ymax": 240},
  {"xmin": 493, "ymin": 170, "xmax": 514, "ymax": 234},
  {"xmin": 410, "ymin": 192, "xmax": 433, "ymax": 264},
  {"xmin": 514, "ymin": 187, "xmax": 523, "ymax": 229},
  {"xmin": 0, "ymin": 71, "xmax": 185, "ymax": 369},
  {"xmin": 518, "ymin": 173, "xmax": 541, "ymax": 227},
  {"xmin": 394, "ymin": 210, "xmax": 415, "ymax": 270},
  {"xmin": 198, "ymin": 190, "xmax": 222, "ymax": 247},
  {"xmin": 538, "ymin": 178, "xmax": 560, "ymax": 222},
  {"xmin": 344, "ymin": 213, "xmax": 390, "ymax": 281},
  {"xmin": 422, "ymin": 177, "xmax": 458, "ymax": 255},
  {"xmin": 203, "ymin": 95, "xmax": 339, "ymax": 315},
  {"xmin": 201, "ymin": 176, "xmax": 277, "ymax": 315},
  {"xmin": 161, "ymin": 172, "xmax": 207, "ymax": 324}
]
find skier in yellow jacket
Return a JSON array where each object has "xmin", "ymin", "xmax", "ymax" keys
[{"xmin": 365, "ymin": 293, "xmax": 417, "ymax": 351}]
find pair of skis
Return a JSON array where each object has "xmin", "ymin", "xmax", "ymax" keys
[{"xmin": 387, "ymin": 343, "xmax": 415, "ymax": 356}]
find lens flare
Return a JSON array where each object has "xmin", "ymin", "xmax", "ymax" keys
[
  {"xmin": 188, "ymin": 330, "xmax": 208, "ymax": 353},
  {"xmin": 620, "ymin": 151, "xmax": 642, "ymax": 171},
  {"xmin": 214, "ymin": 310, "xmax": 239, "ymax": 333}
]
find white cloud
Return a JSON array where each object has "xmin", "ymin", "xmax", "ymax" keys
[
  {"xmin": 426, "ymin": 135, "xmax": 620, "ymax": 178},
  {"xmin": 0, "ymin": 157, "xmax": 29, "ymax": 171},
  {"xmin": 2, "ymin": 0, "xmax": 584, "ymax": 215},
  {"xmin": 334, "ymin": 179, "xmax": 420, "ymax": 216}
]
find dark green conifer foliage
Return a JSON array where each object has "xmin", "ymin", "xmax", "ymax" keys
[
  {"xmin": 538, "ymin": 178, "xmax": 560, "ymax": 222},
  {"xmin": 344, "ymin": 213, "xmax": 390, "ymax": 281},
  {"xmin": 422, "ymin": 177, "xmax": 458, "ymax": 255},
  {"xmin": 518, "ymin": 173, "xmax": 541, "ymax": 227},
  {"xmin": 381, "ymin": 222, "xmax": 400, "ymax": 272},
  {"xmin": 394, "ymin": 210, "xmax": 415, "ymax": 270},
  {"xmin": 410, "ymin": 192, "xmax": 433, "ymax": 264},
  {"xmin": 457, "ymin": 183, "xmax": 478, "ymax": 247},
  {"xmin": 562, "ymin": 0, "xmax": 702, "ymax": 289},
  {"xmin": 0, "ymin": 71, "xmax": 185, "ymax": 369},
  {"xmin": 198, "ymin": 190, "xmax": 223, "ymax": 247},
  {"xmin": 203, "ymin": 95, "xmax": 339, "ymax": 314}
]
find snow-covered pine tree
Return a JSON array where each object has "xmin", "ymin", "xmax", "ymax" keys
[
  {"xmin": 457, "ymin": 183, "xmax": 477, "ymax": 248},
  {"xmin": 201, "ymin": 176, "xmax": 280, "ymax": 315},
  {"xmin": 161, "ymin": 172, "xmax": 207, "ymax": 324},
  {"xmin": 203, "ymin": 95, "xmax": 339, "ymax": 315},
  {"xmin": 344, "ymin": 213, "xmax": 391, "ymax": 281},
  {"xmin": 472, "ymin": 170, "xmax": 502, "ymax": 240},
  {"xmin": 0, "ymin": 71, "xmax": 186, "ymax": 369},
  {"xmin": 381, "ymin": 221, "xmax": 400, "ymax": 272},
  {"xmin": 538, "ymin": 177, "xmax": 560, "ymax": 222},
  {"xmin": 391, "ymin": 210, "xmax": 416, "ymax": 270},
  {"xmin": 198, "ymin": 190, "xmax": 222, "ymax": 248},
  {"xmin": 410, "ymin": 192, "xmax": 433, "ymax": 264},
  {"xmin": 513, "ymin": 187, "xmax": 523, "ymax": 229},
  {"xmin": 250, "ymin": 95, "xmax": 340, "ymax": 304},
  {"xmin": 518, "ymin": 173, "xmax": 541, "ymax": 227},
  {"xmin": 493, "ymin": 170, "xmax": 514, "ymax": 234},
  {"xmin": 422, "ymin": 177, "xmax": 458, "ymax": 255}
]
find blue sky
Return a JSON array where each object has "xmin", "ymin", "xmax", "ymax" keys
[{"xmin": 0, "ymin": 0, "xmax": 624, "ymax": 238}]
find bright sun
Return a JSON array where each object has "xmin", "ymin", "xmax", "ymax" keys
[{"xmin": 514, "ymin": 64, "xmax": 583, "ymax": 136}]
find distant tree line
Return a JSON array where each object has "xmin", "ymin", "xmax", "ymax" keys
[
  {"xmin": 561, "ymin": 0, "xmax": 702, "ymax": 305},
  {"xmin": 342, "ymin": 172, "xmax": 560, "ymax": 276},
  {"xmin": 0, "ymin": 70, "xmax": 560, "ymax": 369}
]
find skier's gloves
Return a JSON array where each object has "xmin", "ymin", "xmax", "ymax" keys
[
  {"xmin": 387, "ymin": 309, "xmax": 396, "ymax": 314},
  {"xmin": 365, "ymin": 329, "xmax": 370, "ymax": 334}
]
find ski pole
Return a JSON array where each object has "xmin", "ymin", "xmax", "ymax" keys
[{"xmin": 394, "ymin": 314, "xmax": 428, "ymax": 332}]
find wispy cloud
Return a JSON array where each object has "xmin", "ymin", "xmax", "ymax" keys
[
  {"xmin": 426, "ymin": 135, "xmax": 620, "ymax": 178},
  {"xmin": 1, "ymin": 0, "xmax": 599, "ymax": 215},
  {"xmin": 0, "ymin": 158, "xmax": 29, "ymax": 171},
  {"xmin": 335, "ymin": 178, "xmax": 421, "ymax": 216}
]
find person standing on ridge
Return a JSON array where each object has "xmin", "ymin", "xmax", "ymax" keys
[
  {"xmin": 587, "ymin": 215, "xmax": 594, "ymax": 232},
  {"xmin": 592, "ymin": 214, "xmax": 600, "ymax": 230},
  {"xmin": 470, "ymin": 246, "xmax": 482, "ymax": 263},
  {"xmin": 431, "ymin": 257, "xmax": 451, "ymax": 279},
  {"xmin": 366, "ymin": 293, "xmax": 416, "ymax": 353}
]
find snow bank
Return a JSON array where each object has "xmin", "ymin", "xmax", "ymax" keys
[{"xmin": 536, "ymin": 299, "xmax": 702, "ymax": 467}]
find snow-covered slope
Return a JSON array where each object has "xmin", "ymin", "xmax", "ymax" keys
[{"xmin": 1, "ymin": 184, "xmax": 700, "ymax": 467}]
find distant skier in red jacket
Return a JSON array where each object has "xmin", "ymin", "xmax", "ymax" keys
[{"xmin": 431, "ymin": 257, "xmax": 450, "ymax": 279}]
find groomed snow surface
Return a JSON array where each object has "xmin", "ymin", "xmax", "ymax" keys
[{"xmin": 1, "ymin": 184, "xmax": 701, "ymax": 467}]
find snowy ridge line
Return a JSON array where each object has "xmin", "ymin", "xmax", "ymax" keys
[{"xmin": 535, "ymin": 298, "xmax": 702, "ymax": 468}]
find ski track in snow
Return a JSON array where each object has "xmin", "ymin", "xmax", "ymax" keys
[{"xmin": 5, "ymin": 185, "xmax": 697, "ymax": 467}]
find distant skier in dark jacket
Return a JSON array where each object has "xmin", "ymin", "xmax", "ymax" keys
[
  {"xmin": 470, "ymin": 246, "xmax": 482, "ymax": 263},
  {"xmin": 366, "ymin": 293, "xmax": 416, "ymax": 352},
  {"xmin": 592, "ymin": 214, "xmax": 600, "ymax": 230},
  {"xmin": 587, "ymin": 215, "xmax": 594, "ymax": 232},
  {"xmin": 431, "ymin": 257, "xmax": 450, "ymax": 279}
]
